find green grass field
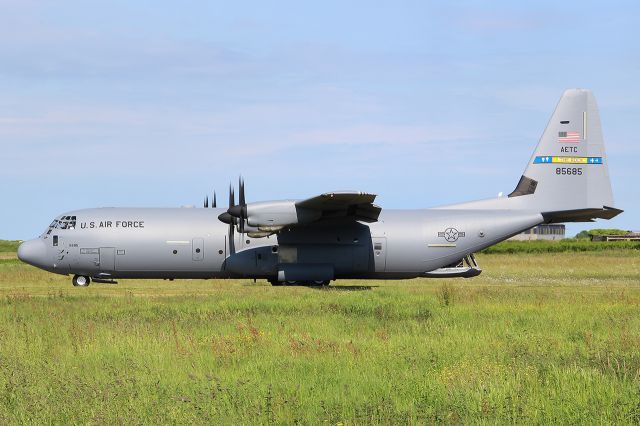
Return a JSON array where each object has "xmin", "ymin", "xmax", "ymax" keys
[
  {"xmin": 1, "ymin": 247, "xmax": 639, "ymax": 424},
  {"xmin": 482, "ymin": 239, "xmax": 640, "ymax": 254},
  {"xmin": 0, "ymin": 240, "xmax": 20, "ymax": 253}
]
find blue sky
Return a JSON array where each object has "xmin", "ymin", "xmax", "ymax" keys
[{"xmin": 1, "ymin": 0, "xmax": 638, "ymax": 239}]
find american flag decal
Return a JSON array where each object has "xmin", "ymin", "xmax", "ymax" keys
[{"xmin": 558, "ymin": 131, "xmax": 580, "ymax": 143}]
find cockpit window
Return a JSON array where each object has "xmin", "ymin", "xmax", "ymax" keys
[{"xmin": 47, "ymin": 216, "xmax": 76, "ymax": 233}]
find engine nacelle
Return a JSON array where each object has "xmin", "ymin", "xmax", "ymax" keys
[{"xmin": 242, "ymin": 200, "xmax": 321, "ymax": 228}]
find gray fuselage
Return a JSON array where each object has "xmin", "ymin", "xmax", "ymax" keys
[{"xmin": 19, "ymin": 207, "xmax": 542, "ymax": 281}]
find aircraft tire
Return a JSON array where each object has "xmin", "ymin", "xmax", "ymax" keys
[
  {"xmin": 72, "ymin": 275, "xmax": 91, "ymax": 287},
  {"xmin": 312, "ymin": 280, "xmax": 331, "ymax": 286}
]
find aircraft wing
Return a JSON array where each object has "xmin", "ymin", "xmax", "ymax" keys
[
  {"xmin": 296, "ymin": 191, "xmax": 381, "ymax": 222},
  {"xmin": 220, "ymin": 186, "xmax": 382, "ymax": 237}
]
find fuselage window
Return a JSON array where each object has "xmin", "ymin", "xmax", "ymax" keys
[{"xmin": 53, "ymin": 236, "xmax": 58, "ymax": 246}]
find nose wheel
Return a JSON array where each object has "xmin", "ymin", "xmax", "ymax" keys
[{"xmin": 72, "ymin": 275, "xmax": 91, "ymax": 287}]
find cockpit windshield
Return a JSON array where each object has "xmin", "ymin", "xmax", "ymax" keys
[{"xmin": 46, "ymin": 215, "xmax": 77, "ymax": 234}]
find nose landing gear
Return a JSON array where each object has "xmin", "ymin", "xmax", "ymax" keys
[{"xmin": 72, "ymin": 275, "xmax": 91, "ymax": 287}]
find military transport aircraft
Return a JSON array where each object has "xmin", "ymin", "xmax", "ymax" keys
[{"xmin": 18, "ymin": 89, "xmax": 621, "ymax": 287}]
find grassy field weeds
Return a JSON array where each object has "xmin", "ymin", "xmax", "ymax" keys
[
  {"xmin": 482, "ymin": 239, "xmax": 640, "ymax": 253},
  {"xmin": 0, "ymin": 241, "xmax": 21, "ymax": 262},
  {"xmin": 0, "ymin": 248, "xmax": 639, "ymax": 424},
  {"xmin": 0, "ymin": 240, "xmax": 20, "ymax": 253}
]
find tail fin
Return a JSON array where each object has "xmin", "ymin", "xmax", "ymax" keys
[{"xmin": 507, "ymin": 89, "xmax": 622, "ymax": 222}]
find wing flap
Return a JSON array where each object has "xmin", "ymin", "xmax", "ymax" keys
[
  {"xmin": 296, "ymin": 191, "xmax": 377, "ymax": 209},
  {"xmin": 296, "ymin": 191, "xmax": 382, "ymax": 223}
]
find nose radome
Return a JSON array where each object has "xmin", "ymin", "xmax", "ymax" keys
[{"xmin": 17, "ymin": 239, "xmax": 48, "ymax": 268}]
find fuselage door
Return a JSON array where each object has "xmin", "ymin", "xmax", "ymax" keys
[
  {"xmin": 76, "ymin": 248, "xmax": 100, "ymax": 274},
  {"xmin": 100, "ymin": 247, "xmax": 116, "ymax": 271},
  {"xmin": 52, "ymin": 234, "xmax": 70, "ymax": 273},
  {"xmin": 192, "ymin": 238, "xmax": 204, "ymax": 261},
  {"xmin": 372, "ymin": 237, "xmax": 387, "ymax": 272},
  {"xmin": 52, "ymin": 235, "xmax": 65, "ymax": 260}
]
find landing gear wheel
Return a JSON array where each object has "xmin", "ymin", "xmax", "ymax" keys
[
  {"xmin": 312, "ymin": 280, "xmax": 331, "ymax": 286},
  {"xmin": 72, "ymin": 275, "xmax": 90, "ymax": 287},
  {"xmin": 286, "ymin": 280, "xmax": 298, "ymax": 286}
]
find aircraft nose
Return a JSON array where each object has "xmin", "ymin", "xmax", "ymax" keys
[{"xmin": 17, "ymin": 239, "xmax": 48, "ymax": 268}]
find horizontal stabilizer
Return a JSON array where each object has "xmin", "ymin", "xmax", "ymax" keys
[{"xmin": 542, "ymin": 206, "xmax": 623, "ymax": 223}]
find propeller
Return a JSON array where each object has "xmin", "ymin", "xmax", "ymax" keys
[
  {"xmin": 217, "ymin": 178, "xmax": 249, "ymax": 255},
  {"xmin": 228, "ymin": 176, "xmax": 248, "ymax": 233},
  {"xmin": 216, "ymin": 185, "xmax": 236, "ymax": 254},
  {"xmin": 213, "ymin": 191, "xmax": 217, "ymax": 208},
  {"xmin": 204, "ymin": 195, "xmax": 209, "ymax": 208}
]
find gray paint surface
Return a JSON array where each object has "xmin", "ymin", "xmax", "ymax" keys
[{"xmin": 17, "ymin": 90, "xmax": 621, "ymax": 284}]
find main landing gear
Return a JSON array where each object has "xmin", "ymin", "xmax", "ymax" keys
[
  {"xmin": 72, "ymin": 275, "xmax": 91, "ymax": 287},
  {"xmin": 270, "ymin": 280, "xmax": 331, "ymax": 287}
]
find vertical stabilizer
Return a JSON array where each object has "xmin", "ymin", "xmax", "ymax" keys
[
  {"xmin": 440, "ymin": 89, "xmax": 622, "ymax": 222},
  {"xmin": 507, "ymin": 89, "xmax": 620, "ymax": 221}
]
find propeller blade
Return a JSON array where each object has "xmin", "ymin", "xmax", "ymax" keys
[
  {"xmin": 213, "ymin": 191, "xmax": 217, "ymax": 208},
  {"xmin": 204, "ymin": 196, "xmax": 208, "ymax": 208},
  {"xmin": 239, "ymin": 176, "xmax": 245, "ymax": 206},
  {"xmin": 228, "ymin": 184, "xmax": 236, "ymax": 253}
]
